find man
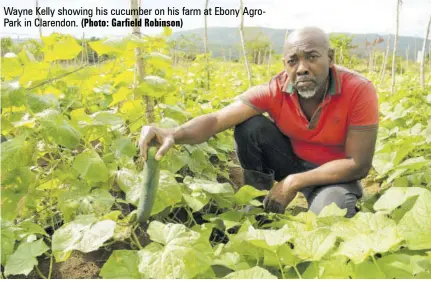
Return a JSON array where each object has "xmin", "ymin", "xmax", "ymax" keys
[{"xmin": 139, "ymin": 27, "xmax": 379, "ymax": 217}]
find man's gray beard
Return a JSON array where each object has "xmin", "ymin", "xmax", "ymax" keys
[{"xmin": 297, "ymin": 89, "xmax": 316, "ymax": 99}]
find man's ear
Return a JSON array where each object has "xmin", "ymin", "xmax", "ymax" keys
[{"xmin": 328, "ymin": 48, "xmax": 335, "ymax": 66}]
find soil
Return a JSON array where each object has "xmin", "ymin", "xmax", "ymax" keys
[{"xmin": 8, "ymin": 237, "xmax": 146, "ymax": 279}]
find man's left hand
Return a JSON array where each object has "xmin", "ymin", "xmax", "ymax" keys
[{"xmin": 263, "ymin": 175, "xmax": 299, "ymax": 213}]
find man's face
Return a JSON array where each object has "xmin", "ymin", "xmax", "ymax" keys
[{"xmin": 283, "ymin": 34, "xmax": 333, "ymax": 99}]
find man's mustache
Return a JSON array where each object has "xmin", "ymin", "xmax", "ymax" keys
[{"xmin": 295, "ymin": 78, "xmax": 316, "ymax": 85}]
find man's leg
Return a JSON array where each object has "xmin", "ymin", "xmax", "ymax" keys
[
  {"xmin": 304, "ymin": 181, "xmax": 363, "ymax": 218},
  {"xmin": 234, "ymin": 115, "xmax": 306, "ymax": 190}
]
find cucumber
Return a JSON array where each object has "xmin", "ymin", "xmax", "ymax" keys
[{"xmin": 137, "ymin": 146, "xmax": 160, "ymax": 225}]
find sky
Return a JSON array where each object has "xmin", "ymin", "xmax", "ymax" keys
[{"xmin": 1, "ymin": 0, "xmax": 431, "ymax": 39}]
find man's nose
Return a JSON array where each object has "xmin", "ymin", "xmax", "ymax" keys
[{"xmin": 296, "ymin": 60, "xmax": 309, "ymax": 76}]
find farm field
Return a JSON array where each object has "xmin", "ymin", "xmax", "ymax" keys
[{"xmin": 1, "ymin": 30, "xmax": 431, "ymax": 279}]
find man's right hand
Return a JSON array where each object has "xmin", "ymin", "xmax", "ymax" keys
[{"xmin": 139, "ymin": 126, "xmax": 175, "ymax": 161}]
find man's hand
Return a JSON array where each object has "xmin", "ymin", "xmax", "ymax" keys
[
  {"xmin": 139, "ymin": 126, "xmax": 175, "ymax": 161},
  {"xmin": 263, "ymin": 175, "xmax": 298, "ymax": 213}
]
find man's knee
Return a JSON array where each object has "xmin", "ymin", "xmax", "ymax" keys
[
  {"xmin": 234, "ymin": 115, "xmax": 276, "ymax": 143},
  {"xmin": 308, "ymin": 186, "xmax": 360, "ymax": 218}
]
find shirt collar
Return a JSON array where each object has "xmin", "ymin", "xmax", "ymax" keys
[{"xmin": 282, "ymin": 65, "xmax": 342, "ymax": 96}]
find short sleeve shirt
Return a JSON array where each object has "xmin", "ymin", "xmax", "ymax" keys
[{"xmin": 238, "ymin": 65, "xmax": 379, "ymax": 165}]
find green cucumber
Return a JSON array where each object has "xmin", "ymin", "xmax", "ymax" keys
[{"xmin": 137, "ymin": 146, "xmax": 160, "ymax": 225}]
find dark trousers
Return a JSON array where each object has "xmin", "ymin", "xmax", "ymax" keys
[{"xmin": 234, "ymin": 115, "xmax": 362, "ymax": 218}]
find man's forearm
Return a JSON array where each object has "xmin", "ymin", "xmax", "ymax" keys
[
  {"xmin": 173, "ymin": 113, "xmax": 219, "ymax": 144},
  {"xmin": 291, "ymin": 159, "xmax": 371, "ymax": 191}
]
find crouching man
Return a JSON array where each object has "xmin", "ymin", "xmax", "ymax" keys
[{"xmin": 139, "ymin": 27, "xmax": 379, "ymax": 217}]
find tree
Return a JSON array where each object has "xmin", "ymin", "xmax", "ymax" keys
[
  {"xmin": 244, "ymin": 30, "xmax": 273, "ymax": 64},
  {"xmin": 239, "ymin": 0, "xmax": 252, "ymax": 88},
  {"xmin": 391, "ymin": 0, "xmax": 402, "ymax": 94},
  {"xmin": 420, "ymin": 15, "xmax": 431, "ymax": 89},
  {"xmin": 329, "ymin": 34, "xmax": 356, "ymax": 66},
  {"xmin": 1, "ymin": 37, "xmax": 17, "ymax": 55}
]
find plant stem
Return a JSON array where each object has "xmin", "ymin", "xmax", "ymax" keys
[
  {"xmin": 185, "ymin": 208, "xmax": 197, "ymax": 226},
  {"xmin": 293, "ymin": 265, "xmax": 302, "ymax": 279},
  {"xmin": 132, "ymin": 229, "xmax": 143, "ymax": 250},
  {"xmin": 47, "ymin": 254, "xmax": 53, "ymax": 279},
  {"xmin": 35, "ymin": 265, "xmax": 47, "ymax": 279},
  {"xmin": 275, "ymin": 253, "xmax": 286, "ymax": 279},
  {"xmin": 371, "ymin": 255, "xmax": 384, "ymax": 276}
]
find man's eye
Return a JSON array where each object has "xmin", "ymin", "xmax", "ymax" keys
[
  {"xmin": 287, "ymin": 59, "xmax": 296, "ymax": 65},
  {"xmin": 308, "ymin": 55, "xmax": 318, "ymax": 60}
]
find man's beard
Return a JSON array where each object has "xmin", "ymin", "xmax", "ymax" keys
[{"xmin": 297, "ymin": 89, "xmax": 316, "ymax": 99}]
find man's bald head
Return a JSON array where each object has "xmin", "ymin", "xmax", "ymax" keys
[{"xmin": 283, "ymin": 27, "xmax": 330, "ymax": 58}]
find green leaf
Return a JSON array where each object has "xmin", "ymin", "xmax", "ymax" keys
[
  {"xmin": 42, "ymin": 34, "xmax": 82, "ymax": 62},
  {"xmin": 1, "ymin": 55, "xmax": 23, "ymax": 78},
  {"xmin": 395, "ymin": 156, "xmax": 429, "ymax": 171},
  {"xmin": 145, "ymin": 52, "xmax": 172, "ymax": 70},
  {"xmin": 182, "ymin": 191, "xmax": 210, "ymax": 212},
  {"xmin": 235, "ymin": 223, "xmax": 293, "ymax": 251},
  {"xmin": 151, "ymin": 171, "xmax": 183, "ymax": 215},
  {"xmin": 160, "ymin": 149, "xmax": 188, "ymax": 173},
  {"xmin": 89, "ymin": 39, "xmax": 124, "ymax": 56},
  {"xmin": 52, "ymin": 215, "xmax": 115, "ymax": 262},
  {"xmin": 223, "ymin": 266, "xmax": 278, "ymax": 279},
  {"xmin": 263, "ymin": 243, "xmax": 301, "ymax": 267},
  {"xmin": 233, "ymin": 185, "xmax": 268, "ymax": 205},
  {"xmin": 318, "ymin": 202, "xmax": 347, "ymax": 217},
  {"xmin": 292, "ymin": 228, "xmax": 336, "ymax": 261},
  {"xmin": 373, "ymin": 186, "xmax": 426, "ymax": 213},
  {"xmin": 184, "ymin": 176, "xmax": 234, "ymax": 194},
  {"xmin": 38, "ymin": 109, "xmax": 82, "ymax": 149},
  {"xmin": 354, "ymin": 260, "xmax": 385, "ymax": 279},
  {"xmin": 26, "ymin": 93, "xmax": 60, "ymax": 113},
  {"xmin": 99, "ymin": 250, "xmax": 141, "ymax": 279},
  {"xmin": 1, "ymin": 226, "xmax": 15, "ymax": 265},
  {"xmin": 137, "ymin": 76, "xmax": 175, "ymax": 98},
  {"xmin": 334, "ymin": 212, "xmax": 402, "ymax": 263},
  {"xmin": 218, "ymin": 210, "xmax": 245, "ymax": 230},
  {"xmin": 91, "ymin": 111, "xmax": 124, "ymax": 126},
  {"xmin": 73, "ymin": 150, "xmax": 109, "ymax": 183},
  {"xmin": 376, "ymin": 254, "xmax": 415, "ymax": 278},
  {"xmin": 58, "ymin": 188, "xmax": 115, "ymax": 222},
  {"xmin": 161, "ymin": 104, "xmax": 191, "ymax": 124},
  {"xmin": 111, "ymin": 137, "xmax": 137, "ymax": 158},
  {"xmin": 138, "ymin": 222, "xmax": 213, "ymax": 279},
  {"xmin": 5, "ymin": 239, "xmax": 49, "ymax": 276},
  {"xmin": 16, "ymin": 221, "xmax": 48, "ymax": 238},
  {"xmin": 213, "ymin": 252, "xmax": 250, "ymax": 271},
  {"xmin": 303, "ymin": 256, "xmax": 354, "ymax": 279},
  {"xmin": 1, "ymin": 84, "xmax": 26, "ymax": 108},
  {"xmin": 1, "ymin": 136, "xmax": 33, "ymax": 177},
  {"xmin": 397, "ymin": 189, "xmax": 431, "ymax": 250}
]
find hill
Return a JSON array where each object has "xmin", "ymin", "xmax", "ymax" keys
[{"xmin": 171, "ymin": 27, "xmax": 430, "ymax": 60}]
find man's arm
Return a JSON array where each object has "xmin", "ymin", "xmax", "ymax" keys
[
  {"xmin": 139, "ymin": 100, "xmax": 260, "ymax": 160},
  {"xmin": 290, "ymin": 128, "xmax": 378, "ymax": 190},
  {"xmin": 263, "ymin": 127, "xmax": 377, "ymax": 213},
  {"xmin": 173, "ymin": 100, "xmax": 260, "ymax": 144}
]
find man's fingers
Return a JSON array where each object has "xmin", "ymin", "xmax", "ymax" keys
[
  {"xmin": 263, "ymin": 196, "xmax": 284, "ymax": 214},
  {"xmin": 263, "ymin": 195, "xmax": 269, "ymax": 210},
  {"xmin": 155, "ymin": 138, "xmax": 174, "ymax": 161},
  {"xmin": 139, "ymin": 127, "xmax": 155, "ymax": 160}
]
